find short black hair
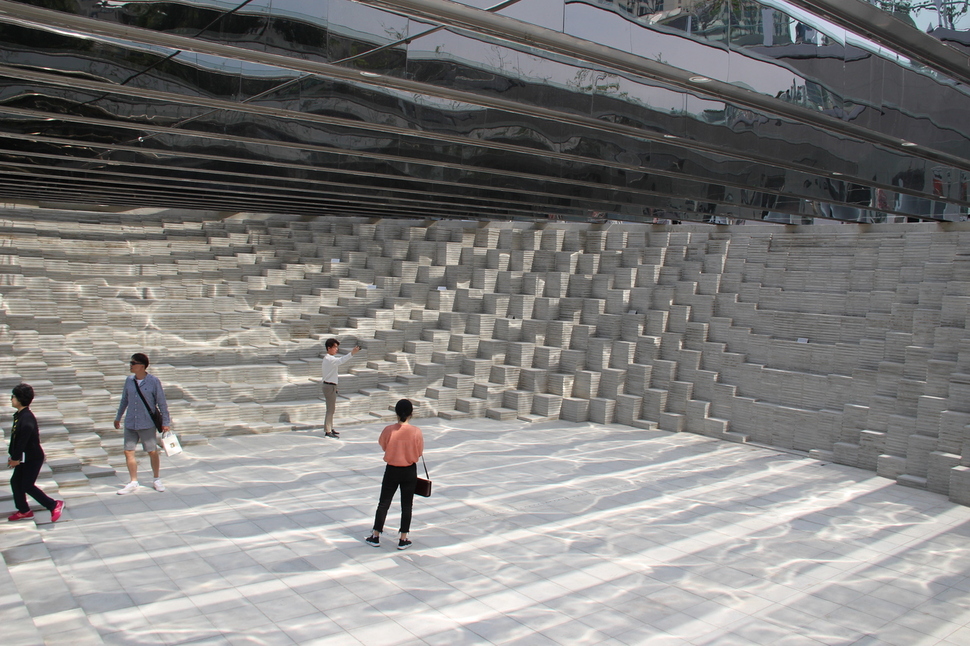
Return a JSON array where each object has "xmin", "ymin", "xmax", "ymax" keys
[
  {"xmin": 395, "ymin": 398, "xmax": 413, "ymax": 422},
  {"xmin": 325, "ymin": 338, "xmax": 340, "ymax": 350},
  {"xmin": 12, "ymin": 383, "xmax": 34, "ymax": 407},
  {"xmin": 131, "ymin": 352, "xmax": 150, "ymax": 367}
]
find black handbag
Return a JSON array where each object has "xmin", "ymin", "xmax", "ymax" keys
[
  {"xmin": 415, "ymin": 456, "xmax": 432, "ymax": 497},
  {"xmin": 133, "ymin": 377, "xmax": 164, "ymax": 433}
]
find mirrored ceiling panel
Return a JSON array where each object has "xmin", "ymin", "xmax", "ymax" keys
[{"xmin": 0, "ymin": 0, "xmax": 966, "ymax": 224}]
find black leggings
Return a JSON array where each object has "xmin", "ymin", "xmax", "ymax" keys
[
  {"xmin": 10, "ymin": 460, "xmax": 55, "ymax": 514},
  {"xmin": 373, "ymin": 463, "xmax": 417, "ymax": 534}
]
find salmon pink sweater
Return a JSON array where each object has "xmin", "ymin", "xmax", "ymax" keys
[{"xmin": 379, "ymin": 422, "xmax": 424, "ymax": 466}]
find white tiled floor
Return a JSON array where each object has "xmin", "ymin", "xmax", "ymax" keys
[{"xmin": 4, "ymin": 418, "xmax": 970, "ymax": 645}]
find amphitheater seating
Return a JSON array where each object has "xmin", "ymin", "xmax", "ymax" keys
[{"xmin": 2, "ymin": 208, "xmax": 970, "ymax": 507}]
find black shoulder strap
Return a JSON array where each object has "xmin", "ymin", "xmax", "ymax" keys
[{"xmin": 133, "ymin": 376, "xmax": 155, "ymax": 417}]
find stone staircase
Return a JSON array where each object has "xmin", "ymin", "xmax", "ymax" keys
[{"xmin": 3, "ymin": 208, "xmax": 970, "ymax": 506}]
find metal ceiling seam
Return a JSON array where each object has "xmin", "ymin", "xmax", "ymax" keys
[
  {"xmin": 5, "ymin": 62, "xmax": 956, "ymax": 216},
  {"xmin": 0, "ymin": 43, "xmax": 886, "ymax": 194},
  {"xmin": 0, "ymin": 176, "xmax": 509, "ymax": 220},
  {"xmin": 0, "ymin": 62, "xmax": 897, "ymax": 207},
  {"xmin": 0, "ymin": 147, "xmax": 599, "ymax": 216},
  {"xmin": 0, "ymin": 129, "xmax": 638, "ymax": 209},
  {"xmin": 349, "ymin": 0, "xmax": 970, "ymax": 170},
  {"xmin": 781, "ymin": 0, "xmax": 970, "ymax": 86},
  {"xmin": 0, "ymin": 162, "xmax": 584, "ymax": 219},
  {"xmin": 0, "ymin": 104, "xmax": 801, "ymax": 215},
  {"xmin": 4, "ymin": 65, "xmax": 965, "ymax": 215},
  {"xmin": 0, "ymin": 104, "xmax": 897, "ymax": 222},
  {"xmin": 0, "ymin": 180, "xmax": 605, "ymax": 222},
  {"xmin": 0, "ymin": 0, "xmax": 965, "ymax": 176},
  {"xmin": 0, "ymin": 63, "xmax": 759, "ymax": 185},
  {"xmin": 0, "ymin": 145, "xmax": 902, "ymax": 224}
]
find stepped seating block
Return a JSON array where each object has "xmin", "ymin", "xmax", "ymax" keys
[
  {"xmin": 877, "ymin": 454, "xmax": 907, "ymax": 480},
  {"xmin": 532, "ymin": 346, "xmax": 561, "ymax": 370},
  {"xmin": 685, "ymin": 399, "xmax": 711, "ymax": 433},
  {"xmin": 39, "ymin": 425, "xmax": 70, "ymax": 443},
  {"xmin": 51, "ymin": 470, "xmax": 88, "ymax": 489},
  {"xmin": 641, "ymin": 388, "xmax": 668, "ymax": 420},
  {"xmin": 366, "ymin": 360, "xmax": 401, "ymax": 377},
  {"xmin": 927, "ymin": 451, "xmax": 962, "ymax": 494},
  {"xmin": 490, "ymin": 365, "xmax": 521, "ymax": 387},
  {"xmin": 449, "ymin": 334, "xmax": 480, "ymax": 354},
  {"xmin": 588, "ymin": 398, "xmax": 615, "ymax": 424},
  {"xmin": 438, "ymin": 408, "xmax": 472, "ymax": 420},
  {"xmin": 456, "ymin": 397, "xmax": 488, "ymax": 415},
  {"xmin": 659, "ymin": 412, "xmax": 685, "ymax": 432},
  {"xmin": 426, "ymin": 386, "xmax": 458, "ymax": 409},
  {"xmin": 376, "ymin": 381, "xmax": 406, "ymax": 405},
  {"xmin": 68, "ymin": 433, "xmax": 105, "ymax": 454},
  {"xmin": 546, "ymin": 373, "xmax": 574, "ymax": 396},
  {"xmin": 472, "ymin": 382, "xmax": 505, "ymax": 406},
  {"xmin": 421, "ymin": 329, "xmax": 452, "ymax": 351},
  {"xmin": 505, "ymin": 343, "xmax": 535, "ymax": 367},
  {"xmin": 479, "ymin": 339, "xmax": 508, "ymax": 362},
  {"xmin": 75, "ymin": 446, "xmax": 109, "ymax": 464},
  {"xmin": 395, "ymin": 374, "xmax": 428, "ymax": 390},
  {"xmin": 486, "ymin": 407, "xmax": 518, "ymax": 420},
  {"xmin": 443, "ymin": 374, "xmax": 474, "ymax": 397},
  {"xmin": 949, "ymin": 466, "xmax": 970, "ymax": 505},
  {"xmin": 531, "ymin": 393, "xmax": 563, "ymax": 417},
  {"xmin": 898, "ymin": 474, "xmax": 928, "ymax": 489},
  {"xmin": 559, "ymin": 397, "xmax": 589, "ymax": 422},
  {"xmin": 572, "ymin": 371, "xmax": 601, "ymax": 399},
  {"xmin": 628, "ymin": 418, "xmax": 659, "ymax": 430},
  {"xmin": 46, "ymin": 456, "xmax": 81, "ymax": 473},
  {"xmin": 82, "ymin": 463, "xmax": 116, "ymax": 478},
  {"xmin": 502, "ymin": 390, "xmax": 533, "ymax": 414},
  {"xmin": 704, "ymin": 417, "xmax": 730, "ymax": 437},
  {"xmin": 560, "ymin": 349, "xmax": 586, "ymax": 372},
  {"xmin": 665, "ymin": 381, "xmax": 694, "ymax": 414},
  {"xmin": 415, "ymin": 362, "xmax": 447, "ymax": 383},
  {"xmin": 614, "ymin": 394, "xmax": 643, "ymax": 425},
  {"xmin": 462, "ymin": 358, "xmax": 493, "ymax": 380},
  {"xmin": 517, "ymin": 367, "xmax": 548, "ymax": 393}
]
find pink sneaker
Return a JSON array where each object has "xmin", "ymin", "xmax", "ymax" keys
[
  {"xmin": 50, "ymin": 501, "xmax": 64, "ymax": 523},
  {"xmin": 8, "ymin": 510, "xmax": 34, "ymax": 521}
]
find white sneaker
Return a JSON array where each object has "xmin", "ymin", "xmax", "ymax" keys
[
  {"xmin": 153, "ymin": 478, "xmax": 165, "ymax": 492},
  {"xmin": 118, "ymin": 481, "xmax": 139, "ymax": 495}
]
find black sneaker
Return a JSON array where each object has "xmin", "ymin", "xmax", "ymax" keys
[
  {"xmin": 365, "ymin": 535, "xmax": 380, "ymax": 547},
  {"xmin": 397, "ymin": 539, "xmax": 412, "ymax": 550}
]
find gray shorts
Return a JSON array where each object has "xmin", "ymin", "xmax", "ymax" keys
[{"xmin": 124, "ymin": 427, "xmax": 159, "ymax": 452}]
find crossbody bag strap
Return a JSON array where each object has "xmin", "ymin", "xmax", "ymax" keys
[{"xmin": 421, "ymin": 455, "xmax": 430, "ymax": 479}]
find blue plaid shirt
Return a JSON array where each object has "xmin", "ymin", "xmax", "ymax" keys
[{"xmin": 116, "ymin": 374, "xmax": 171, "ymax": 430}]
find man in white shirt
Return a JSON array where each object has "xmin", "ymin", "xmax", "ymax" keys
[{"xmin": 321, "ymin": 338, "xmax": 361, "ymax": 437}]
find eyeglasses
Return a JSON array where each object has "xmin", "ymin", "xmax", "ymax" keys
[{"xmin": 129, "ymin": 361, "xmax": 144, "ymax": 366}]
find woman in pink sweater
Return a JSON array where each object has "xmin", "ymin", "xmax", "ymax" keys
[{"xmin": 365, "ymin": 399, "xmax": 424, "ymax": 550}]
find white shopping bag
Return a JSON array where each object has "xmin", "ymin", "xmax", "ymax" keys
[{"xmin": 160, "ymin": 431, "xmax": 183, "ymax": 457}]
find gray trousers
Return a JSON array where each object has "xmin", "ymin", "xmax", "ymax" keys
[{"xmin": 323, "ymin": 382, "xmax": 337, "ymax": 432}]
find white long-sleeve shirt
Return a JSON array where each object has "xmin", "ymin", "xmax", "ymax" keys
[{"xmin": 321, "ymin": 351, "xmax": 356, "ymax": 384}]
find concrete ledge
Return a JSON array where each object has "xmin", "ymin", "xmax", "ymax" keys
[
  {"xmin": 51, "ymin": 471, "xmax": 88, "ymax": 489},
  {"xmin": 80, "ymin": 464, "xmax": 115, "ymax": 479}
]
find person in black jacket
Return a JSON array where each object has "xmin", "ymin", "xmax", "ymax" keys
[{"xmin": 7, "ymin": 383, "xmax": 63, "ymax": 522}]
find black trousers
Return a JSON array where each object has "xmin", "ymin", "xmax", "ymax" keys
[
  {"xmin": 373, "ymin": 463, "xmax": 417, "ymax": 534},
  {"xmin": 10, "ymin": 459, "xmax": 55, "ymax": 514}
]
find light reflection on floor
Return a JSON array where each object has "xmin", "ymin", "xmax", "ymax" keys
[{"xmin": 4, "ymin": 417, "xmax": 970, "ymax": 645}]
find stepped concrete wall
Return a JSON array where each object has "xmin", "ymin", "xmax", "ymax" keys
[{"xmin": 3, "ymin": 207, "xmax": 970, "ymax": 505}]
